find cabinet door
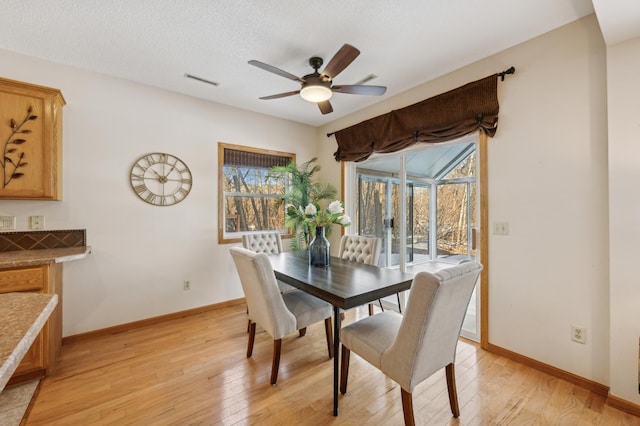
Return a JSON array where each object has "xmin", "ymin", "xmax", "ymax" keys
[
  {"xmin": 0, "ymin": 77, "xmax": 65, "ymax": 200},
  {"xmin": 13, "ymin": 330, "xmax": 45, "ymax": 376},
  {"xmin": 0, "ymin": 266, "xmax": 48, "ymax": 379},
  {"xmin": 0, "ymin": 266, "xmax": 44, "ymax": 292}
]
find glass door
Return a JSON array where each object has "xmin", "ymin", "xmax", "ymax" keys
[
  {"xmin": 349, "ymin": 137, "xmax": 481, "ymax": 341},
  {"xmin": 436, "ymin": 179, "xmax": 478, "ymax": 339},
  {"xmin": 357, "ymin": 175, "xmax": 401, "ymax": 268},
  {"xmin": 436, "ymin": 180, "xmax": 476, "ymax": 260},
  {"xmin": 410, "ymin": 183, "xmax": 431, "ymax": 263}
]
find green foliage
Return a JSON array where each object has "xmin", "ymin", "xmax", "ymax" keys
[
  {"xmin": 268, "ymin": 157, "xmax": 340, "ymax": 250},
  {"xmin": 286, "ymin": 201, "xmax": 350, "ymax": 228},
  {"xmin": 268, "ymin": 157, "xmax": 336, "ymax": 209}
]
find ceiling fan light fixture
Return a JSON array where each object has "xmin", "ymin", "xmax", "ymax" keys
[{"xmin": 300, "ymin": 84, "xmax": 332, "ymax": 103}]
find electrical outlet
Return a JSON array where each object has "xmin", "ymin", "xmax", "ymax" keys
[
  {"xmin": 571, "ymin": 325, "xmax": 586, "ymax": 344},
  {"xmin": 0, "ymin": 216, "xmax": 16, "ymax": 230},
  {"xmin": 29, "ymin": 215, "xmax": 45, "ymax": 230},
  {"xmin": 183, "ymin": 280, "xmax": 191, "ymax": 290},
  {"xmin": 493, "ymin": 221, "xmax": 509, "ymax": 235}
]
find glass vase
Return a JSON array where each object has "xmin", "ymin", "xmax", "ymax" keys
[{"xmin": 309, "ymin": 226, "xmax": 331, "ymax": 267}]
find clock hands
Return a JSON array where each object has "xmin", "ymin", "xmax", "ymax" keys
[
  {"xmin": 142, "ymin": 165, "xmax": 188, "ymax": 185},
  {"xmin": 162, "ymin": 158, "xmax": 179, "ymax": 179},
  {"xmin": 150, "ymin": 168, "xmax": 168, "ymax": 183}
]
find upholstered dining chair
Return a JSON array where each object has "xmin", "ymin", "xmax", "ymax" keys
[
  {"xmin": 242, "ymin": 232, "xmax": 294, "ymax": 294},
  {"xmin": 339, "ymin": 261, "xmax": 482, "ymax": 425},
  {"xmin": 337, "ymin": 234, "xmax": 383, "ymax": 315},
  {"xmin": 241, "ymin": 232, "xmax": 296, "ymax": 333},
  {"xmin": 230, "ymin": 246, "xmax": 334, "ymax": 385}
]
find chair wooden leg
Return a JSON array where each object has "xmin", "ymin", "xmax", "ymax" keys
[
  {"xmin": 340, "ymin": 345, "xmax": 350, "ymax": 394},
  {"xmin": 324, "ymin": 317, "xmax": 333, "ymax": 358},
  {"xmin": 299, "ymin": 327, "xmax": 307, "ymax": 337},
  {"xmin": 368, "ymin": 303, "xmax": 374, "ymax": 316},
  {"xmin": 401, "ymin": 388, "xmax": 415, "ymax": 426},
  {"xmin": 270, "ymin": 339, "xmax": 282, "ymax": 385},
  {"xmin": 445, "ymin": 363, "xmax": 460, "ymax": 417},
  {"xmin": 340, "ymin": 311, "xmax": 345, "ymax": 321},
  {"xmin": 247, "ymin": 321, "xmax": 256, "ymax": 358},
  {"xmin": 247, "ymin": 319, "xmax": 251, "ymax": 333},
  {"xmin": 397, "ymin": 293, "xmax": 402, "ymax": 313}
]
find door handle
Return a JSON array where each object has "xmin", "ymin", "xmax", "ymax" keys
[{"xmin": 471, "ymin": 228, "xmax": 477, "ymax": 250}]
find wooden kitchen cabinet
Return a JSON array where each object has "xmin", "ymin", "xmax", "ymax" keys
[
  {"xmin": 0, "ymin": 77, "xmax": 65, "ymax": 200},
  {"xmin": 0, "ymin": 263, "xmax": 62, "ymax": 384}
]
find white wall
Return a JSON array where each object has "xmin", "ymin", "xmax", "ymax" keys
[
  {"xmin": 607, "ymin": 35, "xmax": 640, "ymax": 405},
  {"xmin": 319, "ymin": 15, "xmax": 610, "ymax": 385},
  {"xmin": 0, "ymin": 49, "xmax": 317, "ymax": 336}
]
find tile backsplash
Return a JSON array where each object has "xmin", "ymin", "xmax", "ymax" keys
[{"xmin": 0, "ymin": 230, "xmax": 86, "ymax": 252}]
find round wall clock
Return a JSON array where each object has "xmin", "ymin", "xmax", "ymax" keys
[{"xmin": 130, "ymin": 152, "xmax": 192, "ymax": 206}]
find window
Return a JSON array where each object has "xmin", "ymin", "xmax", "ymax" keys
[{"xmin": 218, "ymin": 143, "xmax": 295, "ymax": 244}]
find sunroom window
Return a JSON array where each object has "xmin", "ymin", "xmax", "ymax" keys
[{"xmin": 353, "ymin": 140, "xmax": 477, "ymax": 267}]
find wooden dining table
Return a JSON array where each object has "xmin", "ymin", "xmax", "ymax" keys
[{"xmin": 268, "ymin": 251, "xmax": 414, "ymax": 416}]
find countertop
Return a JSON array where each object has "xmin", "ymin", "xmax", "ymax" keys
[
  {"xmin": 0, "ymin": 246, "xmax": 91, "ymax": 269},
  {"xmin": 0, "ymin": 292, "xmax": 58, "ymax": 392}
]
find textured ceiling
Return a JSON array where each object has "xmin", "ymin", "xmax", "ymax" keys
[{"xmin": 0, "ymin": 0, "xmax": 608, "ymax": 127}]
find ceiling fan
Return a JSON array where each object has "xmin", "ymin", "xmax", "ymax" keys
[{"xmin": 248, "ymin": 44, "xmax": 387, "ymax": 115}]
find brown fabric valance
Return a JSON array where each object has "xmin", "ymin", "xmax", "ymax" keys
[{"xmin": 333, "ymin": 74, "xmax": 499, "ymax": 162}]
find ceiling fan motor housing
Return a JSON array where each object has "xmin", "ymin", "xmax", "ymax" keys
[{"xmin": 309, "ymin": 56, "xmax": 324, "ymax": 71}]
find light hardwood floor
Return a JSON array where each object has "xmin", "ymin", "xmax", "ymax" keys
[{"xmin": 24, "ymin": 303, "xmax": 640, "ymax": 425}]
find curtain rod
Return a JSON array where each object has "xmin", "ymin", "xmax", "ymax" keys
[
  {"xmin": 497, "ymin": 66, "xmax": 516, "ymax": 81},
  {"xmin": 326, "ymin": 66, "xmax": 516, "ymax": 138}
]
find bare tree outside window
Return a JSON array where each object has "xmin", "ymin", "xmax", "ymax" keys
[
  {"xmin": 218, "ymin": 143, "xmax": 294, "ymax": 244},
  {"xmin": 437, "ymin": 154, "xmax": 476, "ymax": 257},
  {"xmin": 355, "ymin": 146, "xmax": 476, "ymax": 264}
]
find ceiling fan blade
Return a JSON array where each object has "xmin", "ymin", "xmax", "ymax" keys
[
  {"xmin": 332, "ymin": 85, "xmax": 387, "ymax": 96},
  {"xmin": 248, "ymin": 60, "xmax": 304, "ymax": 83},
  {"xmin": 318, "ymin": 100, "xmax": 333, "ymax": 115},
  {"xmin": 259, "ymin": 90, "xmax": 300, "ymax": 100},
  {"xmin": 321, "ymin": 44, "xmax": 360, "ymax": 80}
]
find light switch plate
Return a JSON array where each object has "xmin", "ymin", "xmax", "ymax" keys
[
  {"xmin": 493, "ymin": 221, "xmax": 509, "ymax": 235},
  {"xmin": 29, "ymin": 215, "xmax": 45, "ymax": 230},
  {"xmin": 0, "ymin": 216, "xmax": 16, "ymax": 230}
]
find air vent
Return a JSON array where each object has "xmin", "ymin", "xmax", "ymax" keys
[
  {"xmin": 355, "ymin": 74, "xmax": 377, "ymax": 85},
  {"xmin": 184, "ymin": 73, "xmax": 219, "ymax": 87}
]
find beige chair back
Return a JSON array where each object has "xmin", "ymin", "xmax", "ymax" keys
[
  {"xmin": 230, "ymin": 246, "xmax": 296, "ymax": 339},
  {"xmin": 381, "ymin": 261, "xmax": 482, "ymax": 392},
  {"xmin": 242, "ymin": 231, "xmax": 294, "ymax": 293},
  {"xmin": 242, "ymin": 232, "xmax": 283, "ymax": 254},
  {"xmin": 338, "ymin": 235, "xmax": 381, "ymax": 265}
]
